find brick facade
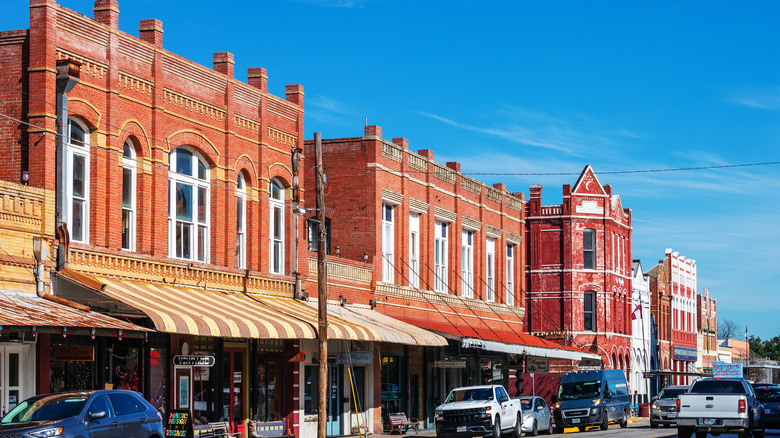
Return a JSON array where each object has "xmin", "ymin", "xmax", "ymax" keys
[{"xmin": 525, "ymin": 165, "xmax": 633, "ymax": 372}]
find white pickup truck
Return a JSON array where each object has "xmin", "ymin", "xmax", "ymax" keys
[
  {"xmin": 676, "ymin": 377, "xmax": 765, "ymax": 438},
  {"xmin": 434, "ymin": 385, "xmax": 522, "ymax": 438}
]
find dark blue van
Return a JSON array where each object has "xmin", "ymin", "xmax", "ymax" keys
[{"xmin": 551, "ymin": 369, "xmax": 631, "ymax": 433}]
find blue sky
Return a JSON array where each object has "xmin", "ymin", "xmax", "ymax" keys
[{"xmin": 3, "ymin": 1, "xmax": 779, "ymax": 340}]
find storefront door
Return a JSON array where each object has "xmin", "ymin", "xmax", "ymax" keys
[
  {"xmin": 222, "ymin": 349, "xmax": 244, "ymax": 431},
  {"xmin": 0, "ymin": 344, "xmax": 28, "ymax": 417},
  {"xmin": 327, "ymin": 364, "xmax": 342, "ymax": 436}
]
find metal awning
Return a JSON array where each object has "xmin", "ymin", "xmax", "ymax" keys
[
  {"xmin": 0, "ymin": 290, "xmax": 149, "ymax": 334},
  {"xmin": 322, "ymin": 303, "xmax": 448, "ymax": 346},
  {"xmin": 462, "ymin": 337, "xmax": 602, "ymax": 362}
]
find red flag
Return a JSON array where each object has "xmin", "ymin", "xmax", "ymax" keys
[{"xmin": 631, "ymin": 304, "xmax": 642, "ymax": 320}]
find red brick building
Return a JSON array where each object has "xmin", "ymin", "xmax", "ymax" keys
[
  {"xmin": 525, "ymin": 166, "xmax": 633, "ymax": 373},
  {"xmin": 696, "ymin": 288, "xmax": 717, "ymax": 373},
  {"xmin": 658, "ymin": 249, "xmax": 698, "ymax": 385},
  {"xmin": 648, "ymin": 258, "xmax": 672, "ymax": 392},
  {"xmin": 304, "ymin": 126, "xmax": 595, "ymax": 427},
  {"xmin": 0, "ymin": 1, "xmax": 339, "ymax": 436}
]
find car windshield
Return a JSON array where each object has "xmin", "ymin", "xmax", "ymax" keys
[
  {"xmin": 520, "ymin": 399, "xmax": 532, "ymax": 410},
  {"xmin": 445, "ymin": 388, "xmax": 494, "ymax": 402},
  {"xmin": 658, "ymin": 388, "xmax": 687, "ymax": 399},
  {"xmin": 558, "ymin": 381, "xmax": 601, "ymax": 401},
  {"xmin": 757, "ymin": 388, "xmax": 780, "ymax": 403},
  {"xmin": 1, "ymin": 394, "xmax": 89, "ymax": 423}
]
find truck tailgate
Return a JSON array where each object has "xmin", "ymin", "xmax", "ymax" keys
[{"xmin": 678, "ymin": 394, "xmax": 744, "ymax": 419}]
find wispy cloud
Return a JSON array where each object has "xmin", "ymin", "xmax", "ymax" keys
[
  {"xmin": 728, "ymin": 86, "xmax": 780, "ymax": 110},
  {"xmin": 306, "ymin": 94, "xmax": 358, "ymax": 126},
  {"xmin": 414, "ymin": 105, "xmax": 640, "ymax": 157}
]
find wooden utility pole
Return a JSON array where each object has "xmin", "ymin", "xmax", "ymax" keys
[{"xmin": 314, "ymin": 132, "xmax": 328, "ymax": 438}]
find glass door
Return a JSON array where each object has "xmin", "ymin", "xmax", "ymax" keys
[
  {"xmin": 222, "ymin": 349, "xmax": 244, "ymax": 432},
  {"xmin": 1, "ymin": 345, "xmax": 24, "ymax": 417},
  {"xmin": 326, "ymin": 363, "xmax": 342, "ymax": 436}
]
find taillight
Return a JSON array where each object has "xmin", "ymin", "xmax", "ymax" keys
[
  {"xmin": 677, "ymin": 398, "xmax": 681, "ymax": 413},
  {"xmin": 738, "ymin": 399, "xmax": 746, "ymax": 414}
]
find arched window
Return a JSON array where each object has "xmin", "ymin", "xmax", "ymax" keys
[
  {"xmin": 236, "ymin": 174, "xmax": 246, "ymax": 269},
  {"xmin": 67, "ymin": 118, "xmax": 90, "ymax": 243},
  {"xmin": 121, "ymin": 139, "xmax": 137, "ymax": 251},
  {"xmin": 168, "ymin": 148, "xmax": 209, "ymax": 262},
  {"xmin": 583, "ymin": 228, "xmax": 596, "ymax": 269},
  {"xmin": 269, "ymin": 179, "xmax": 285, "ymax": 274}
]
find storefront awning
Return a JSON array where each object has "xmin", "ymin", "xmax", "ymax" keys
[
  {"xmin": 462, "ymin": 337, "xmax": 601, "ymax": 362},
  {"xmin": 321, "ymin": 303, "xmax": 448, "ymax": 346},
  {"xmin": 0, "ymin": 290, "xmax": 149, "ymax": 334},
  {"xmin": 72, "ymin": 277, "xmax": 419, "ymax": 342}
]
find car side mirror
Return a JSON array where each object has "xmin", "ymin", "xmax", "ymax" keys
[
  {"xmin": 536, "ymin": 406, "xmax": 544, "ymax": 412},
  {"xmin": 604, "ymin": 391, "xmax": 612, "ymax": 399},
  {"xmin": 651, "ymin": 396, "xmax": 657, "ymax": 403},
  {"xmin": 499, "ymin": 396, "xmax": 509, "ymax": 403},
  {"xmin": 88, "ymin": 410, "xmax": 107, "ymax": 421}
]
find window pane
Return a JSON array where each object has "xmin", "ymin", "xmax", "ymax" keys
[
  {"xmin": 177, "ymin": 222, "xmax": 191, "ymax": 259},
  {"xmin": 176, "ymin": 149, "xmax": 192, "ymax": 175},
  {"xmin": 583, "ymin": 229, "xmax": 594, "ymax": 250},
  {"xmin": 122, "ymin": 209, "xmax": 132, "ymax": 249},
  {"xmin": 584, "ymin": 252, "xmax": 594, "ymax": 269},
  {"xmin": 123, "ymin": 140, "xmax": 133, "ymax": 158},
  {"xmin": 122, "ymin": 168, "xmax": 133, "ymax": 209},
  {"xmin": 273, "ymin": 241, "xmax": 282, "ymax": 272},
  {"xmin": 271, "ymin": 181, "xmax": 282, "ymax": 200},
  {"xmin": 273, "ymin": 208, "xmax": 282, "ymax": 239},
  {"xmin": 72, "ymin": 154, "xmax": 85, "ymax": 198},
  {"xmin": 198, "ymin": 159, "xmax": 207, "ymax": 180},
  {"xmin": 69, "ymin": 121, "xmax": 85, "ymax": 147},
  {"xmin": 72, "ymin": 199, "xmax": 83, "ymax": 242},
  {"xmin": 176, "ymin": 183, "xmax": 193, "ymax": 221},
  {"xmin": 198, "ymin": 187, "xmax": 208, "ymax": 224},
  {"xmin": 237, "ymin": 199, "xmax": 244, "ymax": 229},
  {"xmin": 198, "ymin": 225, "xmax": 207, "ymax": 261}
]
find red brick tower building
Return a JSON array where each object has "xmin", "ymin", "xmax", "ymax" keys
[
  {"xmin": 525, "ymin": 165, "xmax": 633, "ymax": 372},
  {"xmin": 648, "ymin": 258, "xmax": 672, "ymax": 391},
  {"xmin": 697, "ymin": 289, "xmax": 718, "ymax": 374}
]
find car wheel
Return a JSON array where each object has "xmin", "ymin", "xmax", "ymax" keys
[
  {"xmin": 530, "ymin": 420, "xmax": 538, "ymax": 436},
  {"xmin": 678, "ymin": 426, "xmax": 693, "ymax": 438},
  {"xmin": 546, "ymin": 418, "xmax": 553, "ymax": 435},
  {"xmin": 695, "ymin": 432, "xmax": 707, "ymax": 438},
  {"xmin": 492, "ymin": 416, "xmax": 501, "ymax": 438},
  {"xmin": 577, "ymin": 426, "xmax": 586, "ymax": 432},
  {"xmin": 512, "ymin": 414, "xmax": 522, "ymax": 438},
  {"xmin": 619, "ymin": 408, "xmax": 628, "ymax": 428},
  {"xmin": 554, "ymin": 421, "xmax": 565, "ymax": 434},
  {"xmin": 600, "ymin": 411, "xmax": 609, "ymax": 430},
  {"xmin": 650, "ymin": 420, "xmax": 658, "ymax": 428}
]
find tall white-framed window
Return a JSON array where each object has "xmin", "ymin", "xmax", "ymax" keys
[
  {"xmin": 269, "ymin": 179, "xmax": 285, "ymax": 275},
  {"xmin": 409, "ymin": 213, "xmax": 420, "ymax": 288},
  {"xmin": 168, "ymin": 147, "xmax": 209, "ymax": 262},
  {"xmin": 584, "ymin": 291, "xmax": 595, "ymax": 331},
  {"xmin": 506, "ymin": 244, "xmax": 515, "ymax": 306},
  {"xmin": 461, "ymin": 230, "xmax": 474, "ymax": 298},
  {"xmin": 121, "ymin": 139, "xmax": 136, "ymax": 251},
  {"xmin": 67, "ymin": 118, "xmax": 90, "ymax": 243},
  {"xmin": 236, "ymin": 174, "xmax": 246, "ymax": 269},
  {"xmin": 382, "ymin": 203, "xmax": 395, "ymax": 283},
  {"xmin": 434, "ymin": 221, "xmax": 448, "ymax": 292},
  {"xmin": 486, "ymin": 237, "xmax": 495, "ymax": 302},
  {"xmin": 583, "ymin": 228, "xmax": 596, "ymax": 270}
]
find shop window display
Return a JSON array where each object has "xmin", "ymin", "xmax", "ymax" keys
[
  {"xmin": 50, "ymin": 342, "xmax": 97, "ymax": 392},
  {"xmin": 149, "ymin": 348, "xmax": 167, "ymax": 415},
  {"xmin": 254, "ymin": 362, "xmax": 283, "ymax": 422}
]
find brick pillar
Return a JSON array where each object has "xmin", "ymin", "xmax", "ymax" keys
[
  {"xmin": 94, "ymin": 0, "xmax": 119, "ymax": 29},
  {"xmin": 213, "ymin": 51, "xmax": 234, "ymax": 78},
  {"xmin": 139, "ymin": 19, "xmax": 163, "ymax": 49},
  {"xmin": 248, "ymin": 67, "xmax": 268, "ymax": 92}
]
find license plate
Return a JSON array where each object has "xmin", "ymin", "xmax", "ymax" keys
[
  {"xmin": 699, "ymin": 418, "xmax": 717, "ymax": 425},
  {"xmin": 571, "ymin": 418, "xmax": 580, "ymax": 424},
  {"xmin": 667, "ymin": 413, "xmax": 676, "ymax": 418},
  {"xmin": 457, "ymin": 426, "xmax": 467, "ymax": 432}
]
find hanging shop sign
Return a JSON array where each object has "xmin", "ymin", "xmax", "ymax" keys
[
  {"xmin": 52, "ymin": 346, "xmax": 95, "ymax": 362},
  {"xmin": 173, "ymin": 355, "xmax": 215, "ymax": 367},
  {"xmin": 434, "ymin": 360, "xmax": 467, "ymax": 369},
  {"xmin": 526, "ymin": 357, "xmax": 549, "ymax": 373},
  {"xmin": 166, "ymin": 410, "xmax": 193, "ymax": 437},
  {"xmin": 713, "ymin": 361, "xmax": 743, "ymax": 378},
  {"xmin": 336, "ymin": 351, "xmax": 372, "ymax": 365}
]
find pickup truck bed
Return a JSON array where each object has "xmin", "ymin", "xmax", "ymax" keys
[{"xmin": 676, "ymin": 378, "xmax": 764, "ymax": 438}]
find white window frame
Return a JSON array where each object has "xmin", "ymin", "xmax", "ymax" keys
[
  {"xmin": 506, "ymin": 244, "xmax": 514, "ymax": 306},
  {"xmin": 434, "ymin": 221, "xmax": 448, "ymax": 293},
  {"xmin": 409, "ymin": 213, "xmax": 420, "ymax": 288},
  {"xmin": 269, "ymin": 179, "xmax": 285, "ymax": 275},
  {"xmin": 486, "ymin": 237, "xmax": 495, "ymax": 302},
  {"xmin": 584, "ymin": 291, "xmax": 595, "ymax": 331},
  {"xmin": 236, "ymin": 174, "xmax": 247, "ymax": 269},
  {"xmin": 382, "ymin": 203, "xmax": 395, "ymax": 283},
  {"xmin": 168, "ymin": 147, "xmax": 210, "ymax": 262},
  {"xmin": 583, "ymin": 228, "xmax": 596, "ymax": 270},
  {"xmin": 461, "ymin": 230, "xmax": 474, "ymax": 298},
  {"xmin": 67, "ymin": 118, "xmax": 90, "ymax": 244},
  {"xmin": 121, "ymin": 139, "xmax": 136, "ymax": 251}
]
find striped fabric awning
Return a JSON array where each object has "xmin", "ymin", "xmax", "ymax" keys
[
  {"xmin": 323, "ymin": 303, "xmax": 448, "ymax": 346},
  {"xmin": 94, "ymin": 278, "xmax": 381, "ymax": 341}
]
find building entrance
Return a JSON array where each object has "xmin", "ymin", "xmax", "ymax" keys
[{"xmin": 0, "ymin": 343, "xmax": 33, "ymax": 417}]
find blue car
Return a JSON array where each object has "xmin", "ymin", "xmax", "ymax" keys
[
  {"xmin": 756, "ymin": 386, "xmax": 780, "ymax": 430},
  {"xmin": 0, "ymin": 390, "xmax": 164, "ymax": 438}
]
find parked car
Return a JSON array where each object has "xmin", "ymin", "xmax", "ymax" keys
[
  {"xmin": 650, "ymin": 385, "xmax": 689, "ymax": 428},
  {"xmin": 435, "ymin": 385, "xmax": 522, "ymax": 438},
  {"xmin": 676, "ymin": 377, "xmax": 764, "ymax": 438},
  {"xmin": 518, "ymin": 396, "xmax": 553, "ymax": 435},
  {"xmin": 755, "ymin": 386, "xmax": 780, "ymax": 430},
  {"xmin": 0, "ymin": 390, "xmax": 164, "ymax": 438},
  {"xmin": 751, "ymin": 382, "xmax": 779, "ymax": 392},
  {"xmin": 551, "ymin": 369, "xmax": 630, "ymax": 433}
]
